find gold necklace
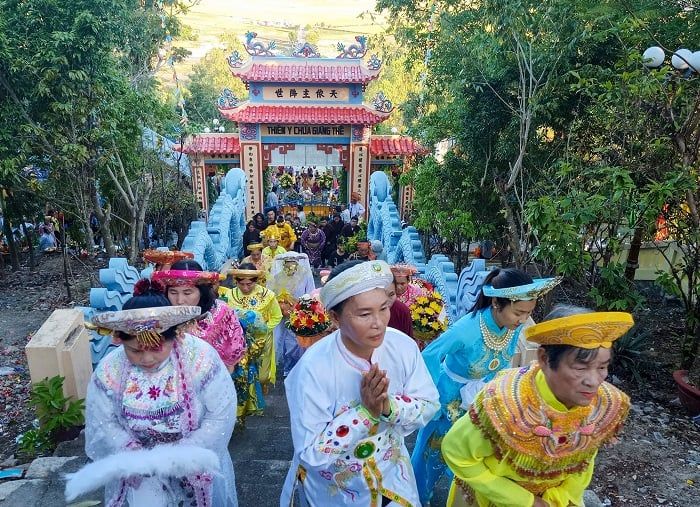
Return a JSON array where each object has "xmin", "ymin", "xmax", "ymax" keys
[{"xmin": 479, "ymin": 313, "xmax": 515, "ymax": 353}]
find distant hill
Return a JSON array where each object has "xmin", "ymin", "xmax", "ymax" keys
[{"xmin": 161, "ymin": 0, "xmax": 387, "ymax": 88}]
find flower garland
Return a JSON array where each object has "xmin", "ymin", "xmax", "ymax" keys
[{"xmin": 410, "ymin": 291, "xmax": 447, "ymax": 341}]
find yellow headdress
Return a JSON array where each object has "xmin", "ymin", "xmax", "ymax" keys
[
  {"xmin": 247, "ymin": 243, "xmax": 264, "ymax": 252},
  {"xmin": 524, "ymin": 312, "xmax": 634, "ymax": 349}
]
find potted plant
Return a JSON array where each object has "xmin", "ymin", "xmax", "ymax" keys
[{"xmin": 653, "ymin": 212, "xmax": 700, "ymax": 416}]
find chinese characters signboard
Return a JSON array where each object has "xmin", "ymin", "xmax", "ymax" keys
[{"xmin": 262, "ymin": 86, "xmax": 350, "ymax": 102}]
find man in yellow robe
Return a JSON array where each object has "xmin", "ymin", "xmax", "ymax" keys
[
  {"xmin": 262, "ymin": 232, "xmax": 286, "ymax": 259},
  {"xmin": 442, "ymin": 307, "xmax": 632, "ymax": 507},
  {"xmin": 263, "ymin": 215, "xmax": 296, "ymax": 251},
  {"xmin": 221, "ymin": 263, "xmax": 283, "ymax": 390}
]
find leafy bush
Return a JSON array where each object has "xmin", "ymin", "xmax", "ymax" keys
[
  {"xmin": 611, "ymin": 326, "xmax": 653, "ymax": 385},
  {"xmin": 18, "ymin": 376, "xmax": 85, "ymax": 457},
  {"xmin": 588, "ymin": 263, "xmax": 646, "ymax": 311}
]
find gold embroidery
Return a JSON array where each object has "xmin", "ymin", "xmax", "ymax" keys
[{"xmin": 471, "ymin": 364, "xmax": 629, "ymax": 479}]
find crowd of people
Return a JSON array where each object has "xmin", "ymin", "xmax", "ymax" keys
[
  {"xmin": 242, "ymin": 192, "xmax": 370, "ymax": 270},
  {"xmin": 69, "ymin": 217, "xmax": 634, "ymax": 507},
  {"xmin": 0, "ymin": 210, "xmax": 63, "ymax": 255}
]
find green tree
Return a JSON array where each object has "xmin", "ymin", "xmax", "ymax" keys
[
  {"xmin": 378, "ymin": 0, "xmax": 586, "ymax": 266},
  {"xmin": 0, "ymin": 0, "xmax": 183, "ymax": 262},
  {"xmin": 184, "ymin": 46, "xmax": 248, "ymax": 131}
]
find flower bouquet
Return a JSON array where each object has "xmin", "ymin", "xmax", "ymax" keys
[
  {"xmin": 410, "ymin": 291, "xmax": 448, "ymax": 342},
  {"xmin": 317, "ymin": 173, "xmax": 333, "ymax": 190},
  {"xmin": 279, "ymin": 173, "xmax": 294, "ymax": 189},
  {"xmin": 286, "ymin": 295, "xmax": 333, "ymax": 348}
]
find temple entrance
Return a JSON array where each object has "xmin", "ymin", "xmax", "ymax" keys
[{"xmin": 263, "ymin": 143, "xmax": 350, "ymax": 217}]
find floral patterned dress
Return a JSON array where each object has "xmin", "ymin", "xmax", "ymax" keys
[
  {"xmin": 179, "ymin": 299, "xmax": 246, "ymax": 369},
  {"xmin": 85, "ymin": 334, "xmax": 238, "ymax": 506},
  {"xmin": 281, "ymin": 328, "xmax": 439, "ymax": 506}
]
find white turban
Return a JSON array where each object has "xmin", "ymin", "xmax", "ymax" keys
[{"xmin": 320, "ymin": 260, "xmax": 393, "ymax": 311}]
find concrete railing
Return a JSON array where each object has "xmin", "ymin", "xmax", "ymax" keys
[{"xmin": 367, "ymin": 170, "xmax": 490, "ymax": 319}]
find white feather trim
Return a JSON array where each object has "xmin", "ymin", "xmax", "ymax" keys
[{"xmin": 64, "ymin": 444, "xmax": 220, "ymax": 502}]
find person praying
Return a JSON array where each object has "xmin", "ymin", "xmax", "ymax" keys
[{"xmin": 280, "ymin": 260, "xmax": 439, "ymax": 506}]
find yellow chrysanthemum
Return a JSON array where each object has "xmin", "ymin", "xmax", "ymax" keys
[
  {"xmin": 424, "ymin": 307, "xmax": 434, "ymax": 316},
  {"xmin": 420, "ymin": 318, "xmax": 429, "ymax": 326},
  {"xmin": 429, "ymin": 302, "xmax": 442, "ymax": 312},
  {"xmin": 430, "ymin": 321, "xmax": 440, "ymax": 330}
]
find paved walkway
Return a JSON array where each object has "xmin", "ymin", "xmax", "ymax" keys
[{"xmin": 231, "ymin": 382, "xmax": 449, "ymax": 506}]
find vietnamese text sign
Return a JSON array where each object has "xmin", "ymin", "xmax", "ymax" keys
[{"xmin": 263, "ymin": 124, "xmax": 350, "ymax": 137}]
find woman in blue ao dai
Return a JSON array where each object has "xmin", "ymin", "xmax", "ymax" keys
[{"xmin": 411, "ymin": 268, "xmax": 561, "ymax": 505}]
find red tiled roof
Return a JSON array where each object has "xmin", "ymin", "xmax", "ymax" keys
[
  {"xmin": 219, "ymin": 104, "xmax": 390, "ymax": 125},
  {"xmin": 177, "ymin": 134, "xmax": 240, "ymax": 155},
  {"xmin": 231, "ymin": 59, "xmax": 381, "ymax": 84},
  {"xmin": 370, "ymin": 136, "xmax": 428, "ymax": 157}
]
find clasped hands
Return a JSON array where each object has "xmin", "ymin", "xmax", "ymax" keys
[{"xmin": 360, "ymin": 363, "xmax": 391, "ymax": 419}]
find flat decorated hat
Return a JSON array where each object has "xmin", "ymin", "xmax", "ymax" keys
[
  {"xmin": 524, "ymin": 311, "xmax": 634, "ymax": 349},
  {"xmin": 230, "ymin": 267, "xmax": 263, "ymax": 280},
  {"xmin": 90, "ymin": 306, "xmax": 201, "ymax": 348},
  {"xmin": 482, "ymin": 277, "xmax": 561, "ymax": 301},
  {"xmin": 143, "ymin": 249, "xmax": 193, "ymax": 265},
  {"xmin": 390, "ymin": 263, "xmax": 417, "ymax": 277},
  {"xmin": 247, "ymin": 243, "xmax": 264, "ymax": 252},
  {"xmin": 152, "ymin": 269, "xmax": 220, "ymax": 286}
]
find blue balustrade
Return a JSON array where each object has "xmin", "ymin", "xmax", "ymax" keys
[{"xmin": 368, "ymin": 170, "xmax": 491, "ymax": 319}]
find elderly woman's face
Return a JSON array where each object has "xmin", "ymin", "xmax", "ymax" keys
[
  {"xmin": 538, "ymin": 346, "xmax": 611, "ymax": 409},
  {"xmin": 332, "ymin": 288, "xmax": 391, "ymax": 358},
  {"xmin": 394, "ymin": 275, "xmax": 409, "ymax": 296}
]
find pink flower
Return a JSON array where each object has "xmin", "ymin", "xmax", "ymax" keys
[{"xmin": 148, "ymin": 385, "xmax": 161, "ymax": 400}]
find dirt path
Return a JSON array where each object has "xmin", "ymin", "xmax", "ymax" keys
[{"xmin": 0, "ymin": 254, "xmax": 103, "ymax": 460}]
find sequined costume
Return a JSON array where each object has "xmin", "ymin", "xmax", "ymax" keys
[
  {"xmin": 442, "ymin": 364, "xmax": 629, "ymax": 506},
  {"xmin": 411, "ymin": 308, "xmax": 524, "ymax": 505},
  {"xmin": 221, "ymin": 284, "xmax": 283, "ymax": 386},
  {"xmin": 178, "ymin": 299, "xmax": 246, "ymax": 370},
  {"xmin": 85, "ymin": 334, "xmax": 238, "ymax": 506},
  {"xmin": 280, "ymin": 328, "xmax": 440, "ymax": 507},
  {"xmin": 231, "ymin": 310, "xmax": 269, "ymax": 421}
]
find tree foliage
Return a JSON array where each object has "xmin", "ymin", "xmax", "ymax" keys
[
  {"xmin": 379, "ymin": 0, "xmax": 700, "ymax": 373},
  {"xmin": 0, "ymin": 0, "xmax": 185, "ymax": 263}
]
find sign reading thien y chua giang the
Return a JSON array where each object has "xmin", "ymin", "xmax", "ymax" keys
[{"xmin": 263, "ymin": 125, "xmax": 350, "ymax": 137}]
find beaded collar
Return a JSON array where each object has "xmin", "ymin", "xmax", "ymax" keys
[{"xmin": 470, "ymin": 364, "xmax": 629, "ymax": 479}]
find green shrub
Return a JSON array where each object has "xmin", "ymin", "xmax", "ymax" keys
[{"xmin": 18, "ymin": 376, "xmax": 85, "ymax": 457}]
